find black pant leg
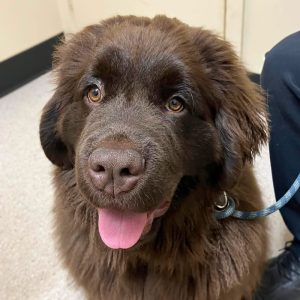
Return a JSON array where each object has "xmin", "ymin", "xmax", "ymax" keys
[{"xmin": 261, "ymin": 31, "xmax": 300, "ymax": 256}]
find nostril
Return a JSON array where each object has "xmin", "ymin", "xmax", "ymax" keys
[
  {"xmin": 120, "ymin": 167, "xmax": 132, "ymax": 177},
  {"xmin": 93, "ymin": 164, "xmax": 105, "ymax": 173}
]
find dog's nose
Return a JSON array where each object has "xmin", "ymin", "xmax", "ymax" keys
[{"xmin": 88, "ymin": 147, "xmax": 145, "ymax": 197}]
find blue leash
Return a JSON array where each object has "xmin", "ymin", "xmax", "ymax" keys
[{"xmin": 215, "ymin": 172, "xmax": 300, "ymax": 220}]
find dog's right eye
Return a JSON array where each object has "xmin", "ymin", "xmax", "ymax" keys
[
  {"xmin": 86, "ymin": 84, "xmax": 104, "ymax": 103},
  {"xmin": 165, "ymin": 97, "xmax": 185, "ymax": 113}
]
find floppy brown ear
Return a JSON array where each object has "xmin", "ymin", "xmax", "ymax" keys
[
  {"xmin": 40, "ymin": 24, "xmax": 103, "ymax": 169},
  {"xmin": 39, "ymin": 91, "xmax": 73, "ymax": 169},
  {"xmin": 214, "ymin": 79, "xmax": 268, "ymax": 187},
  {"xmin": 192, "ymin": 29, "xmax": 268, "ymax": 187}
]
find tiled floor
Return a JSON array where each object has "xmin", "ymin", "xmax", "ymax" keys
[{"xmin": 0, "ymin": 73, "xmax": 290, "ymax": 300}]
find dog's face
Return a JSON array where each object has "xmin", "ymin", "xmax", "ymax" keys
[{"xmin": 40, "ymin": 16, "xmax": 267, "ymax": 249}]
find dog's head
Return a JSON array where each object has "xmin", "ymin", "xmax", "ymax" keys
[{"xmin": 40, "ymin": 16, "xmax": 267, "ymax": 249}]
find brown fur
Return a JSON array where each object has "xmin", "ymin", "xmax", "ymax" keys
[{"xmin": 40, "ymin": 15, "xmax": 268, "ymax": 300}]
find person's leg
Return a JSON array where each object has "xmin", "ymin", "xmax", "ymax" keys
[
  {"xmin": 254, "ymin": 31, "xmax": 300, "ymax": 299},
  {"xmin": 263, "ymin": 31, "xmax": 300, "ymax": 254}
]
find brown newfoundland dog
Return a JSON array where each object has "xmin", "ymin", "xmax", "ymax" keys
[{"xmin": 40, "ymin": 15, "xmax": 268, "ymax": 300}]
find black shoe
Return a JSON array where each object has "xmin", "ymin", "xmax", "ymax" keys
[{"xmin": 254, "ymin": 243, "xmax": 300, "ymax": 300}]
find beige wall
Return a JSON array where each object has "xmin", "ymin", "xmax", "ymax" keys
[
  {"xmin": 224, "ymin": 0, "xmax": 244, "ymax": 55},
  {"xmin": 242, "ymin": 0, "xmax": 300, "ymax": 73},
  {"xmin": 56, "ymin": 0, "xmax": 225, "ymax": 35},
  {"xmin": 0, "ymin": 0, "xmax": 62, "ymax": 61}
]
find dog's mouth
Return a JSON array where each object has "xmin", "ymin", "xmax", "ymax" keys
[{"xmin": 97, "ymin": 200, "xmax": 171, "ymax": 249}]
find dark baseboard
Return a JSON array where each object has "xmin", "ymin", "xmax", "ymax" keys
[{"xmin": 0, "ymin": 33, "xmax": 64, "ymax": 97}]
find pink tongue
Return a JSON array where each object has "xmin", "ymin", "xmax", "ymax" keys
[{"xmin": 98, "ymin": 208, "xmax": 148, "ymax": 249}]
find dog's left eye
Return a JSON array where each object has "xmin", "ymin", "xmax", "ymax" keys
[
  {"xmin": 86, "ymin": 85, "xmax": 104, "ymax": 103},
  {"xmin": 165, "ymin": 97, "xmax": 185, "ymax": 113}
]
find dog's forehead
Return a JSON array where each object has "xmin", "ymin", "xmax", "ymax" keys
[
  {"xmin": 102, "ymin": 23, "xmax": 181, "ymax": 57},
  {"xmin": 91, "ymin": 25, "xmax": 193, "ymax": 87}
]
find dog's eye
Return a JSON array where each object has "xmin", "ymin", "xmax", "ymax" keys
[
  {"xmin": 165, "ymin": 97, "xmax": 185, "ymax": 113},
  {"xmin": 87, "ymin": 85, "xmax": 104, "ymax": 103}
]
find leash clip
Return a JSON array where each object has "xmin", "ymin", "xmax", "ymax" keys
[{"xmin": 215, "ymin": 192, "xmax": 229, "ymax": 210}]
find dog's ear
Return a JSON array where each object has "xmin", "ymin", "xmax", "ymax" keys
[
  {"xmin": 192, "ymin": 29, "xmax": 268, "ymax": 187},
  {"xmin": 40, "ymin": 24, "xmax": 103, "ymax": 169},
  {"xmin": 39, "ymin": 91, "xmax": 73, "ymax": 169},
  {"xmin": 214, "ymin": 82, "xmax": 268, "ymax": 187}
]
